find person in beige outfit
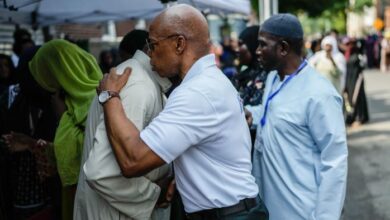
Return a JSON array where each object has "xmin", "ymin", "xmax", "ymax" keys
[{"xmin": 73, "ymin": 30, "xmax": 172, "ymax": 220}]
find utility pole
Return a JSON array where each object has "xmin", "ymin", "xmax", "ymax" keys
[{"xmin": 259, "ymin": 0, "xmax": 278, "ymax": 24}]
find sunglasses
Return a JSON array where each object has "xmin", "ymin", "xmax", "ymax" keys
[{"xmin": 145, "ymin": 34, "xmax": 183, "ymax": 52}]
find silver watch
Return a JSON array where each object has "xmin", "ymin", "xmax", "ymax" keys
[{"xmin": 98, "ymin": 90, "xmax": 120, "ymax": 104}]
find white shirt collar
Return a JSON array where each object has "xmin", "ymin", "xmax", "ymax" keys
[
  {"xmin": 182, "ymin": 54, "xmax": 216, "ymax": 83},
  {"xmin": 133, "ymin": 50, "xmax": 172, "ymax": 93}
]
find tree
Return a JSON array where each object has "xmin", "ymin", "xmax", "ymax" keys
[
  {"xmin": 349, "ymin": 0, "xmax": 373, "ymax": 13},
  {"xmin": 250, "ymin": 0, "xmax": 373, "ymax": 34},
  {"xmin": 251, "ymin": 0, "xmax": 372, "ymax": 17},
  {"xmin": 278, "ymin": 0, "xmax": 347, "ymax": 17}
]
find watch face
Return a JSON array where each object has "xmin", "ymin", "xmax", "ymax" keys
[{"xmin": 98, "ymin": 91, "xmax": 110, "ymax": 103}]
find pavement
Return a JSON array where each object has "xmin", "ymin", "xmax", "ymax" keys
[{"xmin": 343, "ymin": 69, "xmax": 390, "ymax": 220}]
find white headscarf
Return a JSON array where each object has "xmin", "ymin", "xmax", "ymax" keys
[
  {"xmin": 321, "ymin": 36, "xmax": 337, "ymax": 53},
  {"xmin": 320, "ymin": 35, "xmax": 346, "ymax": 72},
  {"xmin": 309, "ymin": 35, "xmax": 346, "ymax": 91}
]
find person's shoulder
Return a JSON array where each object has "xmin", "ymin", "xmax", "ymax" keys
[
  {"xmin": 191, "ymin": 69, "xmax": 236, "ymax": 95},
  {"xmin": 115, "ymin": 60, "xmax": 159, "ymax": 103},
  {"xmin": 116, "ymin": 58, "xmax": 153, "ymax": 85},
  {"xmin": 116, "ymin": 59, "xmax": 143, "ymax": 76},
  {"xmin": 169, "ymin": 81, "xmax": 217, "ymax": 106},
  {"xmin": 267, "ymin": 70, "xmax": 278, "ymax": 78},
  {"xmin": 165, "ymin": 86, "xmax": 218, "ymax": 117},
  {"xmin": 181, "ymin": 67, "xmax": 217, "ymax": 89},
  {"xmin": 303, "ymin": 65, "xmax": 341, "ymax": 96},
  {"xmin": 303, "ymin": 65, "xmax": 329, "ymax": 82}
]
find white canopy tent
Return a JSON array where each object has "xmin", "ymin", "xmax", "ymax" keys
[{"xmin": 0, "ymin": 0, "xmax": 251, "ymax": 26}]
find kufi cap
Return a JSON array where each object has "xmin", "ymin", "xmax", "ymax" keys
[{"xmin": 260, "ymin": 13, "xmax": 303, "ymax": 39}]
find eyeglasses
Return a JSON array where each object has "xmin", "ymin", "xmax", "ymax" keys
[{"xmin": 145, "ymin": 34, "xmax": 182, "ymax": 52}]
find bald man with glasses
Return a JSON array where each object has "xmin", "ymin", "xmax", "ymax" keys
[
  {"xmin": 98, "ymin": 4, "xmax": 268, "ymax": 220},
  {"xmin": 145, "ymin": 34, "xmax": 183, "ymax": 52}
]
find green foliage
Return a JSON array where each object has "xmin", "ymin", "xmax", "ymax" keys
[
  {"xmin": 300, "ymin": 10, "xmax": 346, "ymax": 36},
  {"xmin": 250, "ymin": 0, "xmax": 372, "ymax": 16},
  {"xmin": 250, "ymin": 0, "xmax": 372, "ymax": 34},
  {"xmin": 251, "ymin": 0, "xmax": 259, "ymax": 16},
  {"xmin": 279, "ymin": 0, "xmax": 348, "ymax": 17},
  {"xmin": 350, "ymin": 0, "xmax": 373, "ymax": 12}
]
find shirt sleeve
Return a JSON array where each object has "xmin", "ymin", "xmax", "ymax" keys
[
  {"xmin": 84, "ymin": 82, "xmax": 161, "ymax": 219},
  {"xmin": 140, "ymin": 88, "xmax": 219, "ymax": 163},
  {"xmin": 307, "ymin": 94, "xmax": 348, "ymax": 220}
]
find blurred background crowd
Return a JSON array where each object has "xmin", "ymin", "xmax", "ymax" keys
[{"xmin": 0, "ymin": 0, "xmax": 390, "ymax": 219}]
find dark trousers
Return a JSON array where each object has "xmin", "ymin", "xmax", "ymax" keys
[{"xmin": 187, "ymin": 197, "xmax": 268, "ymax": 220}]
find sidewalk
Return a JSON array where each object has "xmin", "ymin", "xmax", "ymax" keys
[{"xmin": 343, "ymin": 69, "xmax": 390, "ymax": 220}]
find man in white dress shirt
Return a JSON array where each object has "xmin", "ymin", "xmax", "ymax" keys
[
  {"xmin": 73, "ymin": 30, "xmax": 172, "ymax": 220},
  {"xmin": 253, "ymin": 14, "xmax": 348, "ymax": 220}
]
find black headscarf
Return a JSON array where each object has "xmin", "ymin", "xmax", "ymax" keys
[
  {"xmin": 15, "ymin": 46, "xmax": 52, "ymax": 108},
  {"xmin": 239, "ymin": 25, "xmax": 260, "ymax": 65},
  {"xmin": 8, "ymin": 46, "xmax": 56, "ymax": 140},
  {"xmin": 0, "ymin": 54, "xmax": 16, "ymax": 89}
]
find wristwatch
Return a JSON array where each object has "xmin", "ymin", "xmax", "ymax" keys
[{"xmin": 98, "ymin": 90, "xmax": 120, "ymax": 104}]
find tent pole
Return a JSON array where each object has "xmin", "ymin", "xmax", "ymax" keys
[
  {"xmin": 258, "ymin": 0, "xmax": 264, "ymax": 23},
  {"xmin": 273, "ymin": 0, "xmax": 278, "ymax": 14},
  {"xmin": 259, "ymin": 0, "xmax": 278, "ymax": 24}
]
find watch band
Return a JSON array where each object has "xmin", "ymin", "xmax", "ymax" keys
[{"xmin": 107, "ymin": 90, "xmax": 120, "ymax": 98}]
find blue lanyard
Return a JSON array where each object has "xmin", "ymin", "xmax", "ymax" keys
[{"xmin": 260, "ymin": 60, "xmax": 307, "ymax": 127}]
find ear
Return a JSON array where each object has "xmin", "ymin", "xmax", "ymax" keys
[
  {"xmin": 279, "ymin": 40, "xmax": 290, "ymax": 57},
  {"xmin": 175, "ymin": 35, "xmax": 186, "ymax": 55}
]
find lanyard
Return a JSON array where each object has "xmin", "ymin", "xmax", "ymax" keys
[{"xmin": 260, "ymin": 60, "xmax": 307, "ymax": 127}]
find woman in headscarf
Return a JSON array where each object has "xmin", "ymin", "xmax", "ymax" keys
[
  {"xmin": 0, "ymin": 53, "xmax": 15, "ymax": 220},
  {"xmin": 232, "ymin": 25, "xmax": 268, "ymax": 148},
  {"xmin": 0, "ymin": 54, "xmax": 16, "ymax": 93},
  {"xmin": 0, "ymin": 54, "xmax": 16, "ymax": 135},
  {"xmin": 30, "ymin": 40, "xmax": 102, "ymax": 220},
  {"xmin": 233, "ymin": 25, "xmax": 268, "ymax": 107},
  {"xmin": 309, "ymin": 35, "xmax": 347, "ymax": 94},
  {"xmin": 2, "ymin": 46, "xmax": 61, "ymax": 219},
  {"xmin": 27, "ymin": 39, "xmax": 101, "ymax": 219},
  {"xmin": 344, "ymin": 38, "xmax": 369, "ymax": 126}
]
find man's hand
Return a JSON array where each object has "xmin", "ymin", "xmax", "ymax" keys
[
  {"xmin": 325, "ymin": 51, "xmax": 338, "ymax": 67},
  {"xmin": 97, "ymin": 67, "xmax": 132, "ymax": 95},
  {"xmin": 2, "ymin": 132, "xmax": 35, "ymax": 152},
  {"xmin": 245, "ymin": 108, "xmax": 253, "ymax": 127},
  {"xmin": 325, "ymin": 50, "xmax": 332, "ymax": 59},
  {"xmin": 155, "ymin": 177, "xmax": 176, "ymax": 208}
]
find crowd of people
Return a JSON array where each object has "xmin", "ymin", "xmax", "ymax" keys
[
  {"xmin": 219, "ymin": 28, "xmax": 371, "ymax": 128},
  {"xmin": 306, "ymin": 32, "xmax": 369, "ymax": 126},
  {"xmin": 0, "ymin": 3, "xmax": 378, "ymax": 220}
]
